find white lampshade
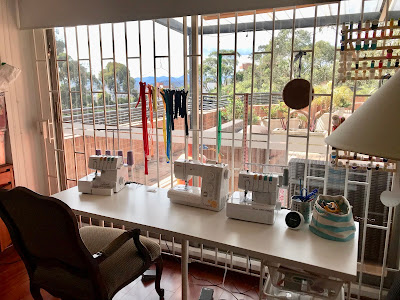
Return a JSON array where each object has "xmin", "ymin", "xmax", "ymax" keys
[
  {"xmin": 326, "ymin": 70, "xmax": 400, "ymax": 207},
  {"xmin": 325, "ymin": 70, "xmax": 400, "ymax": 161}
]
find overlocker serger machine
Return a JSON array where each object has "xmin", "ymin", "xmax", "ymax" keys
[
  {"xmin": 167, "ymin": 159, "xmax": 230, "ymax": 211},
  {"xmin": 226, "ymin": 170, "xmax": 281, "ymax": 224},
  {"xmin": 78, "ymin": 155, "xmax": 127, "ymax": 196}
]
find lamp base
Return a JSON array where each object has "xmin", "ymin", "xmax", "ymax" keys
[
  {"xmin": 380, "ymin": 191, "xmax": 400, "ymax": 207},
  {"xmin": 381, "ymin": 163, "xmax": 400, "ymax": 207}
]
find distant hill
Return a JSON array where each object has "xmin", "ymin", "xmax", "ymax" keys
[{"xmin": 133, "ymin": 75, "xmax": 185, "ymax": 90}]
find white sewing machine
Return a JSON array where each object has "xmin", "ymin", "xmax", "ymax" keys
[
  {"xmin": 78, "ymin": 155, "xmax": 127, "ymax": 196},
  {"xmin": 167, "ymin": 159, "xmax": 230, "ymax": 211},
  {"xmin": 226, "ymin": 170, "xmax": 280, "ymax": 224}
]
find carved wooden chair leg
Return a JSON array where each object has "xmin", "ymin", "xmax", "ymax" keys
[
  {"xmin": 155, "ymin": 257, "xmax": 164, "ymax": 299},
  {"xmin": 30, "ymin": 284, "xmax": 43, "ymax": 300}
]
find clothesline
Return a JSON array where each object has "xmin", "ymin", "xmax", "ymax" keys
[{"xmin": 136, "ymin": 82, "xmax": 189, "ymax": 171}]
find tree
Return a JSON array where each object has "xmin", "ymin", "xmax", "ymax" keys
[
  {"xmin": 202, "ymin": 50, "xmax": 240, "ymax": 92},
  {"xmin": 55, "ymin": 38, "xmax": 102, "ymax": 111},
  {"xmin": 102, "ymin": 62, "xmax": 136, "ymax": 104}
]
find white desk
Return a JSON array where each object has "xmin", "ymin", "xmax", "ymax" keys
[{"xmin": 53, "ymin": 184, "xmax": 359, "ymax": 299}]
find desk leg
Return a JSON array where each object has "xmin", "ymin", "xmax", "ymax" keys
[
  {"xmin": 347, "ymin": 281, "xmax": 351, "ymax": 300},
  {"xmin": 181, "ymin": 239, "xmax": 189, "ymax": 300},
  {"xmin": 259, "ymin": 260, "xmax": 264, "ymax": 300}
]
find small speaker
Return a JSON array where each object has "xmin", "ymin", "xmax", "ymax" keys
[{"xmin": 285, "ymin": 211, "xmax": 304, "ymax": 230}]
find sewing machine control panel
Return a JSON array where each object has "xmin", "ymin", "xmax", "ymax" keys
[{"xmin": 88, "ymin": 155, "xmax": 123, "ymax": 171}]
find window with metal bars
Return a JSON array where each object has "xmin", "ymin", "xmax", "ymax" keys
[{"xmin": 42, "ymin": 0, "xmax": 400, "ymax": 295}]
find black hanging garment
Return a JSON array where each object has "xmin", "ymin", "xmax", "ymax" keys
[
  {"xmin": 174, "ymin": 90, "xmax": 181, "ymax": 119},
  {"xmin": 181, "ymin": 90, "xmax": 189, "ymax": 136}
]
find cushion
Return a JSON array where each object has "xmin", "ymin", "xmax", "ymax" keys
[{"xmin": 79, "ymin": 226, "xmax": 161, "ymax": 297}]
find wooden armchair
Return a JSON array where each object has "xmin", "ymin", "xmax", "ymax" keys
[{"xmin": 0, "ymin": 187, "xmax": 164, "ymax": 300}]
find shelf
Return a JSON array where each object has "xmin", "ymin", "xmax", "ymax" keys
[
  {"xmin": 343, "ymin": 34, "xmax": 400, "ymax": 43},
  {"xmin": 348, "ymin": 55, "xmax": 400, "ymax": 61},
  {"xmin": 341, "ymin": 24, "xmax": 400, "ymax": 33},
  {"xmin": 349, "ymin": 66, "xmax": 400, "ymax": 71},
  {"xmin": 338, "ymin": 45, "xmax": 400, "ymax": 52}
]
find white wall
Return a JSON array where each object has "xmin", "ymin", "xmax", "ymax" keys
[{"xmin": 0, "ymin": 0, "xmax": 49, "ymax": 195}]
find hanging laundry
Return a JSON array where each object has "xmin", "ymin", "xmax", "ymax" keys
[
  {"xmin": 242, "ymin": 94, "xmax": 249, "ymax": 167},
  {"xmin": 174, "ymin": 89, "xmax": 189, "ymax": 136},
  {"xmin": 160, "ymin": 88, "xmax": 190, "ymax": 162},
  {"xmin": 174, "ymin": 90, "xmax": 182, "ymax": 119},
  {"xmin": 181, "ymin": 90, "xmax": 189, "ymax": 136},
  {"xmin": 160, "ymin": 89, "xmax": 168, "ymax": 162},
  {"xmin": 161, "ymin": 89, "xmax": 172, "ymax": 162},
  {"xmin": 217, "ymin": 110, "xmax": 222, "ymax": 158},
  {"xmin": 136, "ymin": 82, "xmax": 149, "ymax": 175},
  {"xmin": 168, "ymin": 90, "xmax": 175, "ymax": 130},
  {"xmin": 147, "ymin": 84, "xmax": 154, "ymax": 157}
]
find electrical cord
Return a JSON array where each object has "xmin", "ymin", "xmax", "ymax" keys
[{"xmin": 163, "ymin": 240, "xmax": 255, "ymax": 299}]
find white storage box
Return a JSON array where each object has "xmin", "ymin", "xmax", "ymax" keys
[{"xmin": 267, "ymin": 265, "xmax": 343, "ymax": 299}]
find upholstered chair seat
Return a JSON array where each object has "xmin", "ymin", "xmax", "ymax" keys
[{"xmin": 0, "ymin": 187, "xmax": 164, "ymax": 300}]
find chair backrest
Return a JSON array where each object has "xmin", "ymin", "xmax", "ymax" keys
[{"xmin": 0, "ymin": 187, "xmax": 95, "ymax": 276}]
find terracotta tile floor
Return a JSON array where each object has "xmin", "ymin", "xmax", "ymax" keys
[{"xmin": 0, "ymin": 246, "xmax": 259, "ymax": 300}]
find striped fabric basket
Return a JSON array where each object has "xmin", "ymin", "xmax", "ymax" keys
[{"xmin": 309, "ymin": 195, "xmax": 356, "ymax": 242}]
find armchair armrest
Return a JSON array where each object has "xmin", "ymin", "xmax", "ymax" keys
[{"xmin": 93, "ymin": 229, "xmax": 152, "ymax": 265}]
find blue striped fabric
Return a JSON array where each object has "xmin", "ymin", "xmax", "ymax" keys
[
  {"xmin": 309, "ymin": 224, "xmax": 355, "ymax": 242},
  {"xmin": 309, "ymin": 195, "xmax": 356, "ymax": 242}
]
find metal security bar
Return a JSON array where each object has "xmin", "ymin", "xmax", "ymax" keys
[{"xmin": 34, "ymin": 1, "xmax": 400, "ymax": 298}]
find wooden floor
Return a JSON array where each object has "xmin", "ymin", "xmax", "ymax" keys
[{"xmin": 0, "ymin": 246, "xmax": 259, "ymax": 300}]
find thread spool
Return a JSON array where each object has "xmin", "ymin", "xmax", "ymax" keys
[
  {"xmin": 365, "ymin": 20, "xmax": 371, "ymax": 29},
  {"xmin": 369, "ymin": 69, "xmax": 375, "ymax": 79},
  {"xmin": 390, "ymin": 19, "xmax": 394, "ymax": 37},
  {"xmin": 371, "ymin": 38, "xmax": 377, "ymax": 49},
  {"xmin": 395, "ymin": 59, "xmax": 399, "ymax": 68},
  {"xmin": 356, "ymin": 39, "xmax": 361, "ymax": 51},
  {"xmin": 371, "ymin": 20, "xmax": 379, "ymax": 30},
  {"xmin": 346, "ymin": 61, "xmax": 352, "ymax": 69},
  {"xmin": 379, "ymin": 60, "xmax": 383, "ymax": 68},
  {"xmin": 387, "ymin": 60, "xmax": 392, "ymax": 68},
  {"xmin": 346, "ymin": 72, "xmax": 351, "ymax": 80},
  {"xmin": 371, "ymin": 60, "xmax": 375, "ymax": 68},
  {"xmin": 283, "ymin": 169, "xmax": 289, "ymax": 186},
  {"xmin": 363, "ymin": 40, "xmax": 369, "ymax": 50},
  {"xmin": 105, "ymin": 150, "xmax": 111, "ymax": 156},
  {"xmin": 95, "ymin": 149, "xmax": 101, "ymax": 155},
  {"xmin": 126, "ymin": 150, "xmax": 134, "ymax": 166},
  {"xmin": 387, "ymin": 49, "xmax": 393, "ymax": 59}
]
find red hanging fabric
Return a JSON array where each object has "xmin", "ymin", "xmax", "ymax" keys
[
  {"xmin": 147, "ymin": 84, "xmax": 154, "ymax": 157},
  {"xmin": 137, "ymin": 82, "xmax": 149, "ymax": 175}
]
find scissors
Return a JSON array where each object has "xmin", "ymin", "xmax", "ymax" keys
[{"xmin": 300, "ymin": 188, "xmax": 318, "ymax": 202}]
